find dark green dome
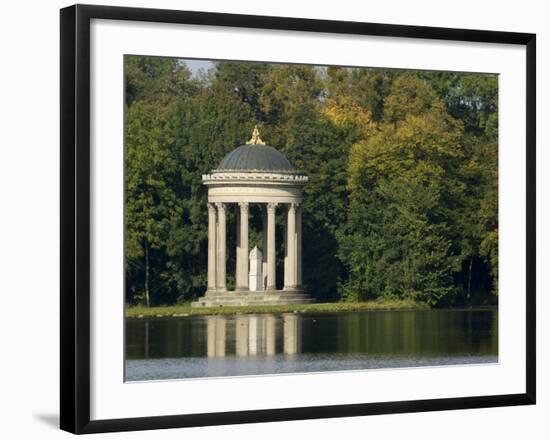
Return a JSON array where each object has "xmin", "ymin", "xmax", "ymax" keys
[{"xmin": 216, "ymin": 144, "xmax": 294, "ymax": 172}]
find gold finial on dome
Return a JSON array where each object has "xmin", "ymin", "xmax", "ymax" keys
[{"xmin": 246, "ymin": 125, "xmax": 265, "ymax": 145}]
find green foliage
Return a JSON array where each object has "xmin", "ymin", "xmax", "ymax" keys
[
  {"xmin": 124, "ymin": 56, "xmax": 499, "ymax": 307},
  {"xmin": 126, "ymin": 298, "xmax": 428, "ymax": 318},
  {"xmin": 125, "ymin": 56, "xmax": 198, "ymax": 106},
  {"xmin": 339, "ymin": 75, "xmax": 488, "ymax": 305}
]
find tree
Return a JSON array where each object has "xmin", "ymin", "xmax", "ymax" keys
[
  {"xmin": 125, "ymin": 56, "xmax": 198, "ymax": 106},
  {"xmin": 421, "ymin": 72, "xmax": 499, "ymax": 299},
  {"xmin": 123, "ymin": 57, "xmax": 499, "ymax": 307},
  {"xmin": 213, "ymin": 61, "xmax": 270, "ymax": 121},
  {"xmin": 258, "ymin": 65, "xmax": 354, "ymax": 299},
  {"xmin": 125, "ymin": 101, "xmax": 180, "ymax": 306},
  {"xmin": 340, "ymin": 74, "xmax": 466, "ymax": 305},
  {"xmin": 325, "ymin": 67, "xmax": 395, "ymax": 121},
  {"xmin": 162, "ymin": 85, "xmax": 255, "ymax": 299}
]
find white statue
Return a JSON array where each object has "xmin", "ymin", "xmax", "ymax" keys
[{"xmin": 249, "ymin": 246, "xmax": 263, "ymax": 292}]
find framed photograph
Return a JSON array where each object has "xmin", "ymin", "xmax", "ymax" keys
[{"xmin": 60, "ymin": 4, "xmax": 536, "ymax": 434}]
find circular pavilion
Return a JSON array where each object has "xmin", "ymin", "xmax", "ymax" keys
[{"xmin": 192, "ymin": 127, "xmax": 313, "ymax": 307}]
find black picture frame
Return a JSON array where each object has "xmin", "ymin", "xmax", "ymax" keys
[{"xmin": 60, "ymin": 4, "xmax": 536, "ymax": 434}]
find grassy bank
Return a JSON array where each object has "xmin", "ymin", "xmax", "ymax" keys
[{"xmin": 125, "ymin": 298, "xmax": 429, "ymax": 319}]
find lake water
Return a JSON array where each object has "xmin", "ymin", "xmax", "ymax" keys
[{"xmin": 125, "ymin": 308, "xmax": 498, "ymax": 381}]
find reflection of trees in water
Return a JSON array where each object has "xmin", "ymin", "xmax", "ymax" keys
[
  {"xmin": 207, "ymin": 314, "xmax": 302, "ymax": 357},
  {"xmin": 126, "ymin": 310, "xmax": 497, "ymax": 360},
  {"xmin": 334, "ymin": 310, "xmax": 498, "ymax": 356}
]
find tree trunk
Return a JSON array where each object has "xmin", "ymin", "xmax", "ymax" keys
[
  {"xmin": 144, "ymin": 240, "xmax": 150, "ymax": 307},
  {"xmin": 467, "ymin": 256, "xmax": 473, "ymax": 300}
]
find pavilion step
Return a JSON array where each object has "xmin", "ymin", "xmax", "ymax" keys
[{"xmin": 191, "ymin": 292, "xmax": 315, "ymax": 307}]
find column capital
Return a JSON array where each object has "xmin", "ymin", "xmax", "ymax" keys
[
  {"xmin": 207, "ymin": 202, "xmax": 217, "ymax": 212},
  {"xmin": 238, "ymin": 201, "xmax": 249, "ymax": 211},
  {"xmin": 215, "ymin": 202, "xmax": 226, "ymax": 211},
  {"xmin": 288, "ymin": 202, "xmax": 300, "ymax": 210},
  {"xmin": 267, "ymin": 202, "xmax": 278, "ymax": 212}
]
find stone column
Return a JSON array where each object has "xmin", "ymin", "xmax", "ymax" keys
[
  {"xmin": 207, "ymin": 203, "xmax": 217, "ymax": 292},
  {"xmin": 284, "ymin": 203, "xmax": 297, "ymax": 291},
  {"xmin": 296, "ymin": 204, "xmax": 302, "ymax": 289},
  {"xmin": 266, "ymin": 202, "xmax": 277, "ymax": 291},
  {"xmin": 236, "ymin": 202, "xmax": 249, "ymax": 291},
  {"xmin": 261, "ymin": 206, "xmax": 268, "ymax": 290},
  {"xmin": 215, "ymin": 202, "xmax": 227, "ymax": 292},
  {"xmin": 283, "ymin": 217, "xmax": 289, "ymax": 287}
]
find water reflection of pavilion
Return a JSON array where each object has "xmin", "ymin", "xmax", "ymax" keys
[{"xmin": 206, "ymin": 314, "xmax": 302, "ymax": 357}]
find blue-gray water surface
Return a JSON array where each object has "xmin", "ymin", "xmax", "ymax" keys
[{"xmin": 125, "ymin": 308, "xmax": 497, "ymax": 381}]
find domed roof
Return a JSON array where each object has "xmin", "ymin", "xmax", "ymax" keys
[
  {"xmin": 217, "ymin": 144, "xmax": 294, "ymax": 172},
  {"xmin": 215, "ymin": 127, "xmax": 295, "ymax": 173}
]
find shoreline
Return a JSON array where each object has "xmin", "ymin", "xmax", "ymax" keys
[{"xmin": 126, "ymin": 299, "xmax": 432, "ymax": 319}]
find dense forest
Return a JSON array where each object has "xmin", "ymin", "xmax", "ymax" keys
[{"xmin": 125, "ymin": 56, "xmax": 498, "ymax": 307}]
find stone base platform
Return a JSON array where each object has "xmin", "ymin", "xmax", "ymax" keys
[{"xmin": 192, "ymin": 290, "xmax": 314, "ymax": 307}]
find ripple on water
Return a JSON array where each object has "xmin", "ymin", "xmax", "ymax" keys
[{"xmin": 125, "ymin": 353, "xmax": 498, "ymax": 381}]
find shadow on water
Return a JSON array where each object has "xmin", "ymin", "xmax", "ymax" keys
[{"xmin": 125, "ymin": 309, "xmax": 498, "ymax": 380}]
